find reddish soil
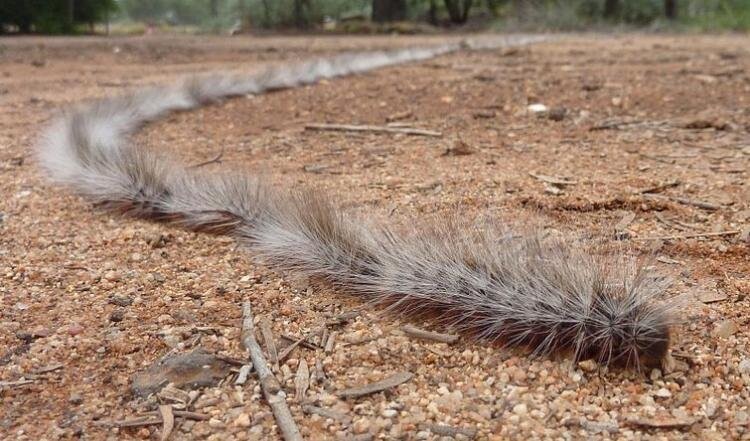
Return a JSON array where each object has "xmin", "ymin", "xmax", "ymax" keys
[{"xmin": 1, "ymin": 33, "xmax": 749, "ymax": 440}]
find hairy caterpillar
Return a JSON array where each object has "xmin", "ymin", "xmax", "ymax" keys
[{"xmin": 36, "ymin": 36, "xmax": 674, "ymax": 370}]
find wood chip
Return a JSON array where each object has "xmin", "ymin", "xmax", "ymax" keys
[
  {"xmin": 158, "ymin": 405, "xmax": 174, "ymax": 441},
  {"xmin": 626, "ymin": 415, "xmax": 699, "ymax": 429},
  {"xmin": 336, "ymin": 371, "xmax": 413, "ymax": 399},
  {"xmin": 302, "ymin": 405, "xmax": 352, "ymax": 424},
  {"xmin": 695, "ymin": 287, "xmax": 728, "ymax": 304},
  {"xmin": 326, "ymin": 311, "xmax": 359, "ymax": 327},
  {"xmin": 529, "ymin": 173, "xmax": 578, "ymax": 186},
  {"xmin": 305, "ymin": 123, "xmax": 441, "ymax": 137},
  {"xmin": 422, "ymin": 423, "xmax": 478, "ymax": 439},
  {"xmin": 401, "ymin": 325, "xmax": 459, "ymax": 344},
  {"xmin": 294, "ymin": 359, "xmax": 309, "ymax": 402},
  {"xmin": 614, "ymin": 211, "xmax": 636, "ymax": 236},
  {"xmin": 235, "ymin": 364, "xmax": 253, "ymax": 385},
  {"xmin": 324, "ymin": 331, "xmax": 338, "ymax": 353},
  {"xmin": 385, "ymin": 110, "xmax": 413, "ymax": 122}
]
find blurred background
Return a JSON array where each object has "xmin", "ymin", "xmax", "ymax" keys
[{"xmin": 1, "ymin": 0, "xmax": 750, "ymax": 35}]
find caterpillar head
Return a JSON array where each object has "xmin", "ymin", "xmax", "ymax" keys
[{"xmin": 577, "ymin": 301, "xmax": 673, "ymax": 370}]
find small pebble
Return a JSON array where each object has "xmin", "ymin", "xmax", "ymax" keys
[
  {"xmin": 654, "ymin": 388, "xmax": 672, "ymax": 398},
  {"xmin": 110, "ymin": 308, "xmax": 125, "ymax": 322},
  {"xmin": 713, "ymin": 320, "xmax": 738, "ymax": 338}
]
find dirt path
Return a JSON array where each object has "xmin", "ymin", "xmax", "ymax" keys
[{"xmin": 1, "ymin": 34, "xmax": 749, "ymax": 440}]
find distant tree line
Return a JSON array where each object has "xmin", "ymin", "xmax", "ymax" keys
[
  {"xmin": 0, "ymin": 0, "xmax": 116, "ymax": 33},
  {"xmin": 3, "ymin": 0, "xmax": 750, "ymax": 34}
]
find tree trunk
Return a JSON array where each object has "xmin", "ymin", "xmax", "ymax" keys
[
  {"xmin": 261, "ymin": 0, "xmax": 272, "ymax": 27},
  {"xmin": 67, "ymin": 0, "xmax": 75, "ymax": 31},
  {"xmin": 664, "ymin": 0, "xmax": 677, "ymax": 19},
  {"xmin": 210, "ymin": 0, "xmax": 219, "ymax": 18},
  {"xmin": 372, "ymin": 0, "xmax": 407, "ymax": 23},
  {"xmin": 603, "ymin": 0, "xmax": 620, "ymax": 18},
  {"xmin": 428, "ymin": 0, "xmax": 438, "ymax": 25},
  {"xmin": 444, "ymin": 0, "xmax": 473, "ymax": 24},
  {"xmin": 293, "ymin": 0, "xmax": 310, "ymax": 29}
]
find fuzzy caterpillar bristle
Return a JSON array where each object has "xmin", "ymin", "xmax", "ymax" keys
[{"xmin": 36, "ymin": 37, "xmax": 674, "ymax": 370}]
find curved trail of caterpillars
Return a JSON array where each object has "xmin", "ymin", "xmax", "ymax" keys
[{"xmin": 36, "ymin": 35, "xmax": 675, "ymax": 369}]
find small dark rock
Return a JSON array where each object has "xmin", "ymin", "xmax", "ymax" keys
[
  {"xmin": 582, "ymin": 82, "xmax": 602, "ymax": 91},
  {"xmin": 16, "ymin": 328, "xmax": 51, "ymax": 342},
  {"xmin": 109, "ymin": 294, "xmax": 133, "ymax": 307},
  {"xmin": 109, "ymin": 308, "xmax": 126, "ymax": 322},
  {"xmin": 548, "ymin": 107, "xmax": 567, "ymax": 121},
  {"xmin": 146, "ymin": 233, "xmax": 168, "ymax": 249},
  {"xmin": 472, "ymin": 109, "xmax": 496, "ymax": 119},
  {"xmin": 442, "ymin": 140, "xmax": 474, "ymax": 156},
  {"xmin": 131, "ymin": 349, "xmax": 232, "ymax": 397}
]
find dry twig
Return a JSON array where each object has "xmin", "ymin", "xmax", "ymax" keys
[
  {"xmin": 259, "ymin": 317, "xmax": 279, "ymax": 371},
  {"xmin": 336, "ymin": 371, "xmax": 413, "ymax": 399},
  {"xmin": 241, "ymin": 302, "xmax": 302, "ymax": 441},
  {"xmin": 644, "ymin": 193, "xmax": 721, "ymax": 211},
  {"xmin": 235, "ymin": 364, "xmax": 253, "ymax": 385},
  {"xmin": 422, "ymin": 423, "xmax": 478, "ymax": 439},
  {"xmin": 305, "ymin": 123, "xmax": 441, "ymax": 137},
  {"xmin": 635, "ymin": 230, "xmax": 740, "ymax": 241},
  {"xmin": 401, "ymin": 325, "xmax": 459, "ymax": 344},
  {"xmin": 188, "ymin": 149, "xmax": 225, "ymax": 168},
  {"xmin": 158, "ymin": 405, "xmax": 174, "ymax": 441},
  {"xmin": 636, "ymin": 180, "xmax": 680, "ymax": 194}
]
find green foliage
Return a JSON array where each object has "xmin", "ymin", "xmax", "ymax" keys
[
  {"xmin": 7, "ymin": 0, "xmax": 750, "ymax": 33},
  {"xmin": 493, "ymin": 0, "xmax": 750, "ymax": 30},
  {"xmin": 0, "ymin": 0, "xmax": 117, "ymax": 33}
]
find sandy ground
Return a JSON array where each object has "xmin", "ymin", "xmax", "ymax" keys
[{"xmin": 1, "ymin": 33, "xmax": 749, "ymax": 440}]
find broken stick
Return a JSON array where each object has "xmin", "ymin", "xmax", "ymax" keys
[
  {"xmin": 336, "ymin": 371, "xmax": 413, "ymax": 399},
  {"xmin": 635, "ymin": 230, "xmax": 740, "ymax": 241},
  {"xmin": 643, "ymin": 193, "xmax": 721, "ymax": 211},
  {"xmin": 241, "ymin": 302, "xmax": 302, "ymax": 441},
  {"xmin": 305, "ymin": 123, "xmax": 441, "ymax": 137},
  {"xmin": 401, "ymin": 325, "xmax": 459, "ymax": 344}
]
